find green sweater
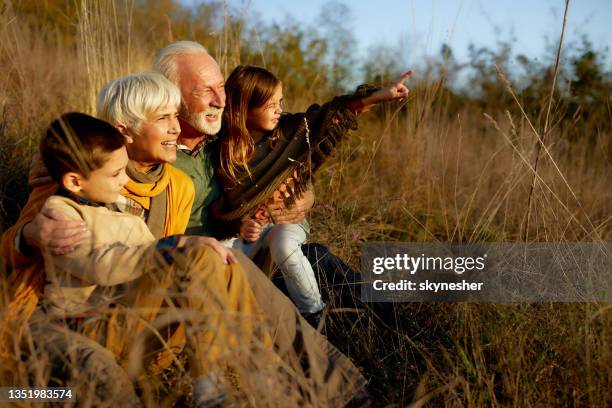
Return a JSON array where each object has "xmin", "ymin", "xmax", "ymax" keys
[{"xmin": 173, "ymin": 139, "xmax": 222, "ymax": 237}]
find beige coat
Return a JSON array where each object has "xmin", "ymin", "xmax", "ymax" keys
[{"xmin": 41, "ymin": 195, "xmax": 163, "ymax": 317}]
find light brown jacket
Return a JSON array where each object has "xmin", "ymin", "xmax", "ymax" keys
[{"xmin": 42, "ymin": 195, "xmax": 162, "ymax": 317}]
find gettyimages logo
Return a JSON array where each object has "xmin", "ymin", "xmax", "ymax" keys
[
  {"xmin": 371, "ymin": 253, "xmax": 488, "ymax": 275},
  {"xmin": 361, "ymin": 242, "xmax": 612, "ymax": 302}
]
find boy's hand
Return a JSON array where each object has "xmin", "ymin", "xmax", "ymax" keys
[
  {"xmin": 179, "ymin": 236, "xmax": 237, "ymax": 265},
  {"xmin": 364, "ymin": 71, "xmax": 412, "ymax": 105},
  {"xmin": 240, "ymin": 218, "xmax": 265, "ymax": 242}
]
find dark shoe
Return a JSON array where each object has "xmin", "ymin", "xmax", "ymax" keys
[
  {"xmin": 346, "ymin": 387, "xmax": 373, "ymax": 408},
  {"xmin": 302, "ymin": 310, "xmax": 325, "ymax": 333}
]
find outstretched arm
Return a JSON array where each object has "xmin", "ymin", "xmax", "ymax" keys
[
  {"xmin": 259, "ymin": 73, "xmax": 409, "ymax": 225},
  {"xmin": 67, "ymin": 234, "xmax": 236, "ymax": 285},
  {"xmin": 350, "ymin": 71, "xmax": 412, "ymax": 113}
]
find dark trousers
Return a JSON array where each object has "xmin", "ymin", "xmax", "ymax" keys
[
  {"xmin": 300, "ymin": 243, "xmax": 361, "ymax": 307},
  {"xmin": 299, "ymin": 243, "xmax": 394, "ymax": 322}
]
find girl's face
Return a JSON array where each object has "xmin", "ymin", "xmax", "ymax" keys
[
  {"xmin": 246, "ymin": 84, "xmax": 283, "ymax": 135},
  {"xmin": 125, "ymin": 104, "xmax": 180, "ymax": 170}
]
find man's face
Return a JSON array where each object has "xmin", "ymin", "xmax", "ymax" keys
[{"xmin": 175, "ymin": 53, "xmax": 226, "ymax": 136}]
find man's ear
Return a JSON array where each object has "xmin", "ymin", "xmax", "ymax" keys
[
  {"xmin": 62, "ymin": 172, "xmax": 84, "ymax": 194},
  {"xmin": 115, "ymin": 124, "xmax": 134, "ymax": 144}
]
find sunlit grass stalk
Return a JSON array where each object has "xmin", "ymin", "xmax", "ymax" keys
[{"xmin": 523, "ymin": 0, "xmax": 570, "ymax": 241}]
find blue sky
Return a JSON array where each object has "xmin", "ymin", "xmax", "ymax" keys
[{"xmin": 185, "ymin": 0, "xmax": 612, "ymax": 68}]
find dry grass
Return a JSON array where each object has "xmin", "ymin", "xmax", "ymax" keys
[{"xmin": 0, "ymin": 0, "xmax": 610, "ymax": 406}]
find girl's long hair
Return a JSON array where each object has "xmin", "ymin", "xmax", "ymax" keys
[{"xmin": 221, "ymin": 65, "xmax": 281, "ymax": 184}]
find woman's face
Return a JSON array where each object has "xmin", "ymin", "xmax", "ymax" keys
[
  {"xmin": 125, "ymin": 104, "xmax": 180, "ymax": 170},
  {"xmin": 246, "ymin": 84, "xmax": 283, "ymax": 135}
]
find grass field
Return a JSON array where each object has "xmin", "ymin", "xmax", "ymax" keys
[{"xmin": 1, "ymin": 1, "xmax": 610, "ymax": 406}]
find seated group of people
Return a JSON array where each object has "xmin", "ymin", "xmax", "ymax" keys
[{"xmin": 0, "ymin": 41, "xmax": 410, "ymax": 406}]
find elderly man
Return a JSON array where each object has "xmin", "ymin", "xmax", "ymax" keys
[
  {"xmin": 154, "ymin": 41, "xmax": 360, "ymax": 326},
  {"xmin": 0, "ymin": 43, "xmax": 370, "ymax": 408},
  {"xmin": 153, "ymin": 42, "xmax": 314, "ymax": 241}
]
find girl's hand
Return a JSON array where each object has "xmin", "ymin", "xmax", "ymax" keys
[
  {"xmin": 365, "ymin": 71, "xmax": 412, "ymax": 105},
  {"xmin": 266, "ymin": 188, "xmax": 314, "ymax": 225},
  {"xmin": 179, "ymin": 236, "xmax": 237, "ymax": 264},
  {"xmin": 240, "ymin": 218, "xmax": 265, "ymax": 242}
]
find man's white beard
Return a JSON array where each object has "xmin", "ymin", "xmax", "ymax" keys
[{"xmin": 185, "ymin": 107, "xmax": 223, "ymax": 136}]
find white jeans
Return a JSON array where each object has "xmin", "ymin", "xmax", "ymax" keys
[{"xmin": 225, "ymin": 222, "xmax": 324, "ymax": 315}]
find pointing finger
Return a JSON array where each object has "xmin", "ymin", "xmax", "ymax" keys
[{"xmin": 396, "ymin": 70, "xmax": 412, "ymax": 84}]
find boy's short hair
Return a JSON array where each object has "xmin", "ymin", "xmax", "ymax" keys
[
  {"xmin": 96, "ymin": 72, "xmax": 181, "ymax": 130},
  {"xmin": 40, "ymin": 112, "xmax": 125, "ymax": 183}
]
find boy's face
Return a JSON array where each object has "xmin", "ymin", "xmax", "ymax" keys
[
  {"xmin": 75, "ymin": 146, "xmax": 130, "ymax": 203},
  {"xmin": 126, "ymin": 104, "xmax": 180, "ymax": 167},
  {"xmin": 247, "ymin": 84, "xmax": 283, "ymax": 134}
]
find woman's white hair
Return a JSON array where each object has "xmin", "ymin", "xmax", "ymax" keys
[
  {"xmin": 153, "ymin": 41, "xmax": 209, "ymax": 84},
  {"xmin": 96, "ymin": 72, "xmax": 181, "ymax": 129}
]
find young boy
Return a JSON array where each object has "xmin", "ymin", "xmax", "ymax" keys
[{"xmin": 38, "ymin": 112, "xmax": 270, "ymax": 406}]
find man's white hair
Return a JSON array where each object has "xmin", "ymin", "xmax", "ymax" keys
[
  {"xmin": 96, "ymin": 72, "xmax": 181, "ymax": 129},
  {"xmin": 153, "ymin": 41, "xmax": 209, "ymax": 84}
]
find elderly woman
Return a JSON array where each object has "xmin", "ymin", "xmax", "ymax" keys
[{"xmin": 1, "ymin": 73, "xmax": 368, "ymax": 407}]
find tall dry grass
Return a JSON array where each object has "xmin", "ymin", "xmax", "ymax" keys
[{"xmin": 0, "ymin": 0, "xmax": 610, "ymax": 406}]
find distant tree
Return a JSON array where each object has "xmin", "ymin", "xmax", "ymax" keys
[
  {"xmin": 570, "ymin": 39, "xmax": 611, "ymax": 104},
  {"xmin": 317, "ymin": 0, "xmax": 357, "ymax": 92},
  {"xmin": 565, "ymin": 39, "xmax": 612, "ymax": 144},
  {"xmin": 361, "ymin": 44, "xmax": 404, "ymax": 87},
  {"xmin": 252, "ymin": 21, "xmax": 330, "ymax": 105},
  {"xmin": 434, "ymin": 43, "xmax": 464, "ymax": 87},
  {"xmin": 465, "ymin": 41, "xmax": 514, "ymax": 109}
]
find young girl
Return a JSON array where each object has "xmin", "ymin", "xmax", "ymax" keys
[{"xmin": 213, "ymin": 65, "xmax": 410, "ymax": 326}]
